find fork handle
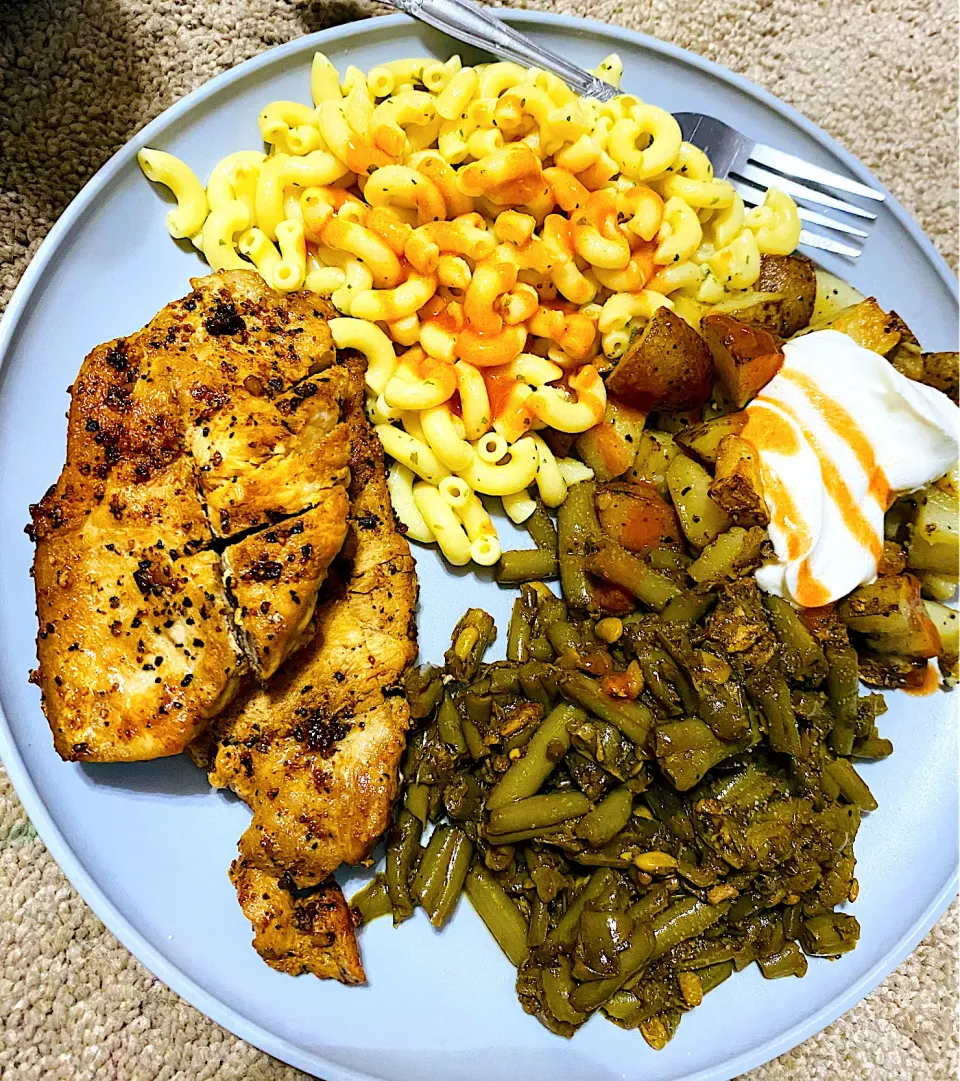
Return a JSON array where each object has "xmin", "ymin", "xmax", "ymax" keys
[{"xmin": 385, "ymin": 0, "xmax": 619, "ymax": 101}]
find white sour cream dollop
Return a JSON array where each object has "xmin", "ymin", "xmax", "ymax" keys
[{"xmin": 741, "ymin": 329, "xmax": 959, "ymax": 607}]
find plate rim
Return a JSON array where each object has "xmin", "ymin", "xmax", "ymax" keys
[{"xmin": 0, "ymin": 12, "xmax": 956, "ymax": 1081}]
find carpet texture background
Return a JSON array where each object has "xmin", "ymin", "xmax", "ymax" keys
[{"xmin": 0, "ymin": 1, "xmax": 957, "ymax": 1078}]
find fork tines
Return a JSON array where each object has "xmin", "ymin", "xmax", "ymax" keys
[{"xmin": 675, "ymin": 113, "xmax": 886, "ymax": 260}]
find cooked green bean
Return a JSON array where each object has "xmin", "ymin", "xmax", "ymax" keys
[
  {"xmin": 411, "ymin": 826, "xmax": 456, "ymax": 916},
  {"xmin": 386, "ymin": 809, "xmax": 423, "ymax": 922},
  {"xmin": 497, "ymin": 548, "xmax": 559, "ymax": 584},
  {"xmin": 853, "ymin": 737, "xmax": 894, "ymax": 760},
  {"xmin": 762, "ymin": 595, "xmax": 827, "ymax": 683},
  {"xmin": 424, "ymin": 828, "xmax": 474, "ymax": 928},
  {"xmin": 542, "ymin": 957, "xmax": 587, "ymax": 1024},
  {"xmin": 506, "ymin": 590, "xmax": 536, "ymax": 662},
  {"xmin": 568, "ymin": 921, "xmax": 656, "ymax": 1012},
  {"xmin": 823, "ymin": 758, "xmax": 878, "ymax": 811},
  {"xmin": 695, "ymin": 677, "xmax": 751, "ymax": 742},
  {"xmin": 545, "ymin": 619, "xmax": 583, "ymax": 657},
  {"xmin": 698, "ymin": 960, "xmax": 734, "ymax": 995},
  {"xmin": 527, "ymin": 895, "xmax": 550, "ymax": 948},
  {"xmin": 405, "ymin": 664, "xmax": 443, "ymax": 719},
  {"xmin": 758, "ymin": 941, "xmax": 809, "ymax": 979},
  {"xmin": 649, "ymin": 897, "xmax": 732, "ymax": 958},
  {"xmin": 661, "ymin": 590, "xmax": 714, "ymax": 625},
  {"xmin": 558, "ymin": 671, "xmax": 653, "ymax": 747},
  {"xmin": 575, "ymin": 786, "xmax": 634, "ymax": 847},
  {"xmin": 445, "ymin": 609, "xmax": 496, "ymax": 682},
  {"xmin": 528, "ymin": 636, "xmax": 555, "ymax": 662},
  {"xmin": 486, "ymin": 703, "xmax": 583, "ymax": 810},
  {"xmin": 403, "ymin": 782, "xmax": 432, "ymax": 825},
  {"xmin": 586, "ymin": 543, "xmax": 684, "ymax": 612},
  {"xmin": 463, "ymin": 688, "xmax": 492, "ymax": 727},
  {"xmin": 487, "ymin": 791, "xmax": 590, "ymax": 837},
  {"xmin": 460, "ymin": 717, "xmax": 485, "ymax": 759},
  {"xmin": 349, "ymin": 874, "xmax": 393, "ymax": 925},
  {"xmin": 654, "ymin": 719, "xmax": 738, "ymax": 791},
  {"xmin": 557, "ymin": 480, "xmax": 600, "ymax": 611},
  {"xmin": 526, "ymin": 498, "xmax": 559, "ymax": 553},
  {"xmin": 464, "ymin": 862, "xmax": 529, "ymax": 966},
  {"xmin": 436, "ymin": 690, "xmax": 468, "ymax": 755},
  {"xmin": 799, "ymin": 912, "xmax": 860, "ymax": 956},
  {"xmin": 825, "ymin": 643, "xmax": 859, "ymax": 756},
  {"xmin": 547, "ymin": 867, "xmax": 620, "ymax": 947},
  {"xmin": 747, "ymin": 670, "xmax": 801, "ymax": 756}
]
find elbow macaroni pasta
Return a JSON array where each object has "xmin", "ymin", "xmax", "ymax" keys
[{"xmin": 139, "ymin": 50, "xmax": 803, "ymax": 569}]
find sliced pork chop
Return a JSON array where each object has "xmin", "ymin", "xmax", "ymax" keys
[{"xmin": 29, "ymin": 271, "xmax": 351, "ymax": 761}]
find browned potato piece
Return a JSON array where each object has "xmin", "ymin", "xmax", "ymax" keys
[
  {"xmin": 596, "ymin": 480, "xmax": 684, "ymax": 552},
  {"xmin": 838, "ymin": 573, "xmax": 942, "ymax": 659},
  {"xmin": 707, "ymin": 290, "xmax": 786, "ymax": 335},
  {"xmin": 857, "ymin": 650, "xmax": 930, "ymax": 691},
  {"xmin": 675, "ymin": 412, "xmax": 747, "ymax": 467},
  {"xmin": 606, "ymin": 309, "xmax": 714, "ymax": 411},
  {"xmin": 917, "ymin": 352, "xmax": 959, "ymax": 404},
  {"xmin": 574, "ymin": 399, "xmax": 648, "ymax": 482},
  {"xmin": 665, "ymin": 453, "xmax": 732, "ymax": 548},
  {"xmin": 701, "ymin": 313, "xmax": 784, "ymax": 408},
  {"xmin": 820, "ymin": 298, "xmax": 902, "ymax": 356},
  {"xmin": 627, "ymin": 430, "xmax": 680, "ymax": 498},
  {"xmin": 864, "ymin": 613, "xmax": 942, "ymax": 660},
  {"xmin": 755, "ymin": 252, "xmax": 817, "ymax": 336},
  {"xmin": 812, "ymin": 269, "xmax": 866, "ymax": 325},
  {"xmin": 876, "ymin": 540, "xmax": 907, "ymax": 577},
  {"xmin": 709, "ymin": 435, "xmax": 769, "ymax": 527}
]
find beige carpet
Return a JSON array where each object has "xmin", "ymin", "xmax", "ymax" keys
[{"xmin": 0, "ymin": 0, "xmax": 957, "ymax": 1077}]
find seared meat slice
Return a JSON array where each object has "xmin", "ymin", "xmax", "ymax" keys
[
  {"xmin": 222, "ymin": 490, "xmax": 349, "ymax": 680},
  {"xmin": 32, "ymin": 457, "xmax": 246, "ymax": 761},
  {"xmin": 193, "ymin": 370, "xmax": 350, "ymax": 540},
  {"xmin": 230, "ymin": 860, "xmax": 364, "ymax": 984},
  {"xmin": 197, "ymin": 359, "xmax": 418, "ymax": 979},
  {"xmin": 30, "ymin": 271, "xmax": 350, "ymax": 761}
]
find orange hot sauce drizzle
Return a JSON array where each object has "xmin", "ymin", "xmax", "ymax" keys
[
  {"xmin": 743, "ymin": 373, "xmax": 890, "ymax": 608},
  {"xmin": 905, "ymin": 662, "xmax": 941, "ymax": 697}
]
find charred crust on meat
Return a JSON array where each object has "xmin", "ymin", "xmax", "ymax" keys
[{"xmin": 204, "ymin": 300, "xmax": 246, "ymax": 337}]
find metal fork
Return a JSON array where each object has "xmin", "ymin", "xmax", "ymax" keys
[
  {"xmin": 382, "ymin": 0, "xmax": 884, "ymax": 258},
  {"xmin": 675, "ymin": 114, "xmax": 883, "ymax": 260}
]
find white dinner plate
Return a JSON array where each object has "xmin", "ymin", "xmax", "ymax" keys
[{"xmin": 0, "ymin": 13, "xmax": 957, "ymax": 1081}]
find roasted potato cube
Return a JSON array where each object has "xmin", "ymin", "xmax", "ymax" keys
[
  {"xmin": 709, "ymin": 435, "xmax": 769, "ymax": 527},
  {"xmin": 818, "ymin": 298, "xmax": 902, "ymax": 356},
  {"xmin": 812, "ymin": 269, "xmax": 866, "ymax": 325},
  {"xmin": 876, "ymin": 540, "xmax": 907, "ymax": 578},
  {"xmin": 628, "ymin": 430, "xmax": 681, "ymax": 498},
  {"xmin": 687, "ymin": 526, "xmax": 767, "ymax": 584},
  {"xmin": 907, "ymin": 487, "xmax": 960, "ymax": 575},
  {"xmin": 606, "ymin": 309, "xmax": 714, "ymax": 411},
  {"xmin": 857, "ymin": 650, "xmax": 930, "ymax": 691},
  {"xmin": 701, "ymin": 313, "xmax": 784, "ymax": 408},
  {"xmin": 755, "ymin": 252, "xmax": 817, "ymax": 336},
  {"xmin": 916, "ymin": 571, "xmax": 959, "ymax": 602},
  {"xmin": 863, "ymin": 613, "xmax": 942, "ymax": 660},
  {"xmin": 574, "ymin": 399, "xmax": 648, "ymax": 482},
  {"xmin": 675, "ymin": 411, "xmax": 748, "ymax": 467},
  {"xmin": 596, "ymin": 480, "xmax": 684, "ymax": 552},
  {"xmin": 917, "ymin": 352, "xmax": 959, "ymax": 404},
  {"xmin": 665, "ymin": 453, "xmax": 732, "ymax": 549},
  {"xmin": 707, "ymin": 290, "xmax": 786, "ymax": 335},
  {"xmin": 924, "ymin": 600, "xmax": 959, "ymax": 658},
  {"xmin": 837, "ymin": 573, "xmax": 926, "ymax": 635}
]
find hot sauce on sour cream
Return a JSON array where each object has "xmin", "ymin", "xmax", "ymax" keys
[{"xmin": 741, "ymin": 330, "xmax": 959, "ymax": 607}]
